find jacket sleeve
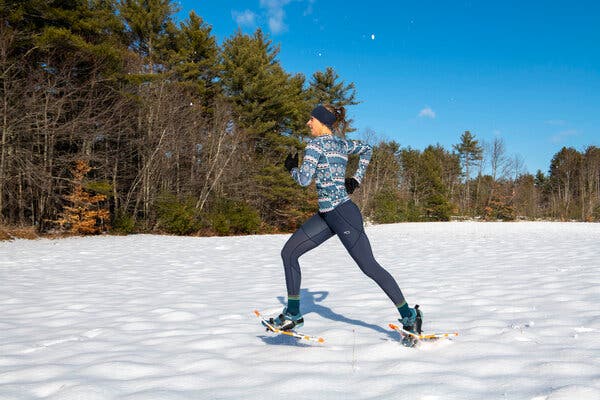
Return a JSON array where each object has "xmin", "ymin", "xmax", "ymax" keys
[
  {"xmin": 347, "ymin": 140, "xmax": 372, "ymax": 183},
  {"xmin": 291, "ymin": 139, "xmax": 322, "ymax": 187}
]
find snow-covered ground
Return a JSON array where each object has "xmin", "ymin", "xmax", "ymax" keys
[{"xmin": 1, "ymin": 222, "xmax": 599, "ymax": 400}]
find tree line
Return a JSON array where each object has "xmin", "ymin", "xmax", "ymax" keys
[{"xmin": 1, "ymin": 1, "xmax": 599, "ymax": 237}]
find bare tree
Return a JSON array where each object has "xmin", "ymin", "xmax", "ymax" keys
[
  {"xmin": 123, "ymin": 81, "xmax": 206, "ymax": 225},
  {"xmin": 487, "ymin": 137, "xmax": 510, "ymax": 181},
  {"xmin": 0, "ymin": 25, "xmax": 22, "ymax": 223},
  {"xmin": 194, "ymin": 100, "xmax": 241, "ymax": 212},
  {"xmin": 509, "ymin": 154, "xmax": 526, "ymax": 181},
  {"xmin": 548, "ymin": 147, "xmax": 581, "ymax": 219},
  {"xmin": 580, "ymin": 146, "xmax": 600, "ymax": 221},
  {"xmin": 355, "ymin": 128, "xmax": 397, "ymax": 211}
]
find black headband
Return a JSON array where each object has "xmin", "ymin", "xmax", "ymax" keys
[{"xmin": 311, "ymin": 105, "xmax": 336, "ymax": 129}]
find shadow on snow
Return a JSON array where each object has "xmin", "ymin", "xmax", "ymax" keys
[{"xmin": 257, "ymin": 288, "xmax": 398, "ymax": 344}]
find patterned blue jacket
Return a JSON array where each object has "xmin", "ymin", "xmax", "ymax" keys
[{"xmin": 291, "ymin": 135, "xmax": 372, "ymax": 212}]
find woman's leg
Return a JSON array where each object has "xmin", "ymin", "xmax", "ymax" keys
[
  {"xmin": 322, "ymin": 201, "xmax": 408, "ymax": 308},
  {"xmin": 281, "ymin": 213, "xmax": 335, "ymax": 313}
]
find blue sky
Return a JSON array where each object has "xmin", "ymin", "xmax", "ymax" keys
[{"xmin": 175, "ymin": 1, "xmax": 599, "ymax": 175}]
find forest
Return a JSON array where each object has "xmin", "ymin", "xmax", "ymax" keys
[{"xmin": 1, "ymin": 1, "xmax": 599, "ymax": 238}]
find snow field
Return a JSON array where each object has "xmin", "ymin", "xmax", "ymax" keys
[{"xmin": 1, "ymin": 222, "xmax": 599, "ymax": 399}]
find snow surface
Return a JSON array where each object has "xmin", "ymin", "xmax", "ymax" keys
[{"xmin": 1, "ymin": 222, "xmax": 599, "ymax": 400}]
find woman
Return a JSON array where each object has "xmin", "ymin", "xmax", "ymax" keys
[{"xmin": 271, "ymin": 104, "xmax": 418, "ymax": 333}]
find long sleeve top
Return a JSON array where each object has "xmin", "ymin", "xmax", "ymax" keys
[{"xmin": 291, "ymin": 134, "xmax": 372, "ymax": 212}]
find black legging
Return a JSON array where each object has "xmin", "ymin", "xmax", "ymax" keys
[{"xmin": 281, "ymin": 200, "xmax": 406, "ymax": 306}]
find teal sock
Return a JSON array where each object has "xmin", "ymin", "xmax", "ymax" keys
[
  {"xmin": 287, "ymin": 296, "xmax": 300, "ymax": 315},
  {"xmin": 397, "ymin": 302, "xmax": 412, "ymax": 318}
]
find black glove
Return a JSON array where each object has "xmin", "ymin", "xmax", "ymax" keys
[
  {"xmin": 345, "ymin": 177, "xmax": 359, "ymax": 194},
  {"xmin": 284, "ymin": 153, "xmax": 299, "ymax": 172}
]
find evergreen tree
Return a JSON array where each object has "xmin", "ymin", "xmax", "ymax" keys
[
  {"xmin": 453, "ymin": 131, "xmax": 483, "ymax": 181},
  {"xmin": 420, "ymin": 146, "xmax": 454, "ymax": 221},
  {"xmin": 308, "ymin": 66, "xmax": 359, "ymax": 135},
  {"xmin": 6, "ymin": 0, "xmax": 126, "ymax": 73},
  {"xmin": 533, "ymin": 169, "xmax": 549, "ymax": 216},
  {"xmin": 168, "ymin": 11, "xmax": 220, "ymax": 108},
  {"xmin": 220, "ymin": 29, "xmax": 308, "ymax": 148},
  {"xmin": 118, "ymin": 0, "xmax": 177, "ymax": 74},
  {"xmin": 354, "ymin": 139, "xmax": 399, "ymax": 218},
  {"xmin": 453, "ymin": 131, "xmax": 483, "ymax": 214},
  {"xmin": 371, "ymin": 188, "xmax": 413, "ymax": 223},
  {"xmin": 219, "ymin": 29, "xmax": 312, "ymax": 229},
  {"xmin": 397, "ymin": 145, "xmax": 456, "ymax": 221}
]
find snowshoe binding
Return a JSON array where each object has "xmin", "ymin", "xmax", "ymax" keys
[
  {"xmin": 268, "ymin": 308, "xmax": 304, "ymax": 331},
  {"xmin": 398, "ymin": 305, "xmax": 422, "ymax": 347}
]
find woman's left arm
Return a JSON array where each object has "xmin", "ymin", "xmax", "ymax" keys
[{"xmin": 347, "ymin": 140, "xmax": 373, "ymax": 183}]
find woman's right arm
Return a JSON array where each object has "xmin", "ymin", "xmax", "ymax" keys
[{"xmin": 291, "ymin": 140, "xmax": 322, "ymax": 187}]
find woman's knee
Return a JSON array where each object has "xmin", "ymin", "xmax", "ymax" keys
[
  {"xmin": 281, "ymin": 243, "xmax": 294, "ymax": 264},
  {"xmin": 281, "ymin": 232, "xmax": 308, "ymax": 265}
]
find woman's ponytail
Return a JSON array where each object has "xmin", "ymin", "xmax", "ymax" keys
[{"xmin": 324, "ymin": 104, "xmax": 347, "ymax": 136}]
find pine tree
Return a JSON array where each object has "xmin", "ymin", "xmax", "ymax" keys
[
  {"xmin": 309, "ymin": 66, "xmax": 358, "ymax": 106},
  {"xmin": 453, "ymin": 131, "xmax": 483, "ymax": 214},
  {"xmin": 420, "ymin": 146, "xmax": 454, "ymax": 221},
  {"xmin": 454, "ymin": 131, "xmax": 483, "ymax": 182},
  {"xmin": 219, "ymin": 29, "xmax": 312, "ymax": 230},
  {"xmin": 308, "ymin": 66, "xmax": 359, "ymax": 135},
  {"xmin": 397, "ymin": 145, "xmax": 456, "ymax": 221},
  {"xmin": 118, "ymin": 0, "xmax": 177, "ymax": 74},
  {"xmin": 6, "ymin": 0, "xmax": 126, "ymax": 74},
  {"xmin": 168, "ymin": 11, "xmax": 220, "ymax": 108},
  {"xmin": 220, "ymin": 29, "xmax": 308, "ymax": 148}
]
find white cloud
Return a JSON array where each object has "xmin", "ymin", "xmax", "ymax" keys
[
  {"xmin": 260, "ymin": 0, "xmax": 293, "ymax": 34},
  {"xmin": 418, "ymin": 107, "xmax": 436, "ymax": 119},
  {"xmin": 268, "ymin": 7, "xmax": 286, "ymax": 33},
  {"xmin": 232, "ymin": 10, "xmax": 257, "ymax": 27},
  {"xmin": 234, "ymin": 1, "xmax": 312, "ymax": 35}
]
